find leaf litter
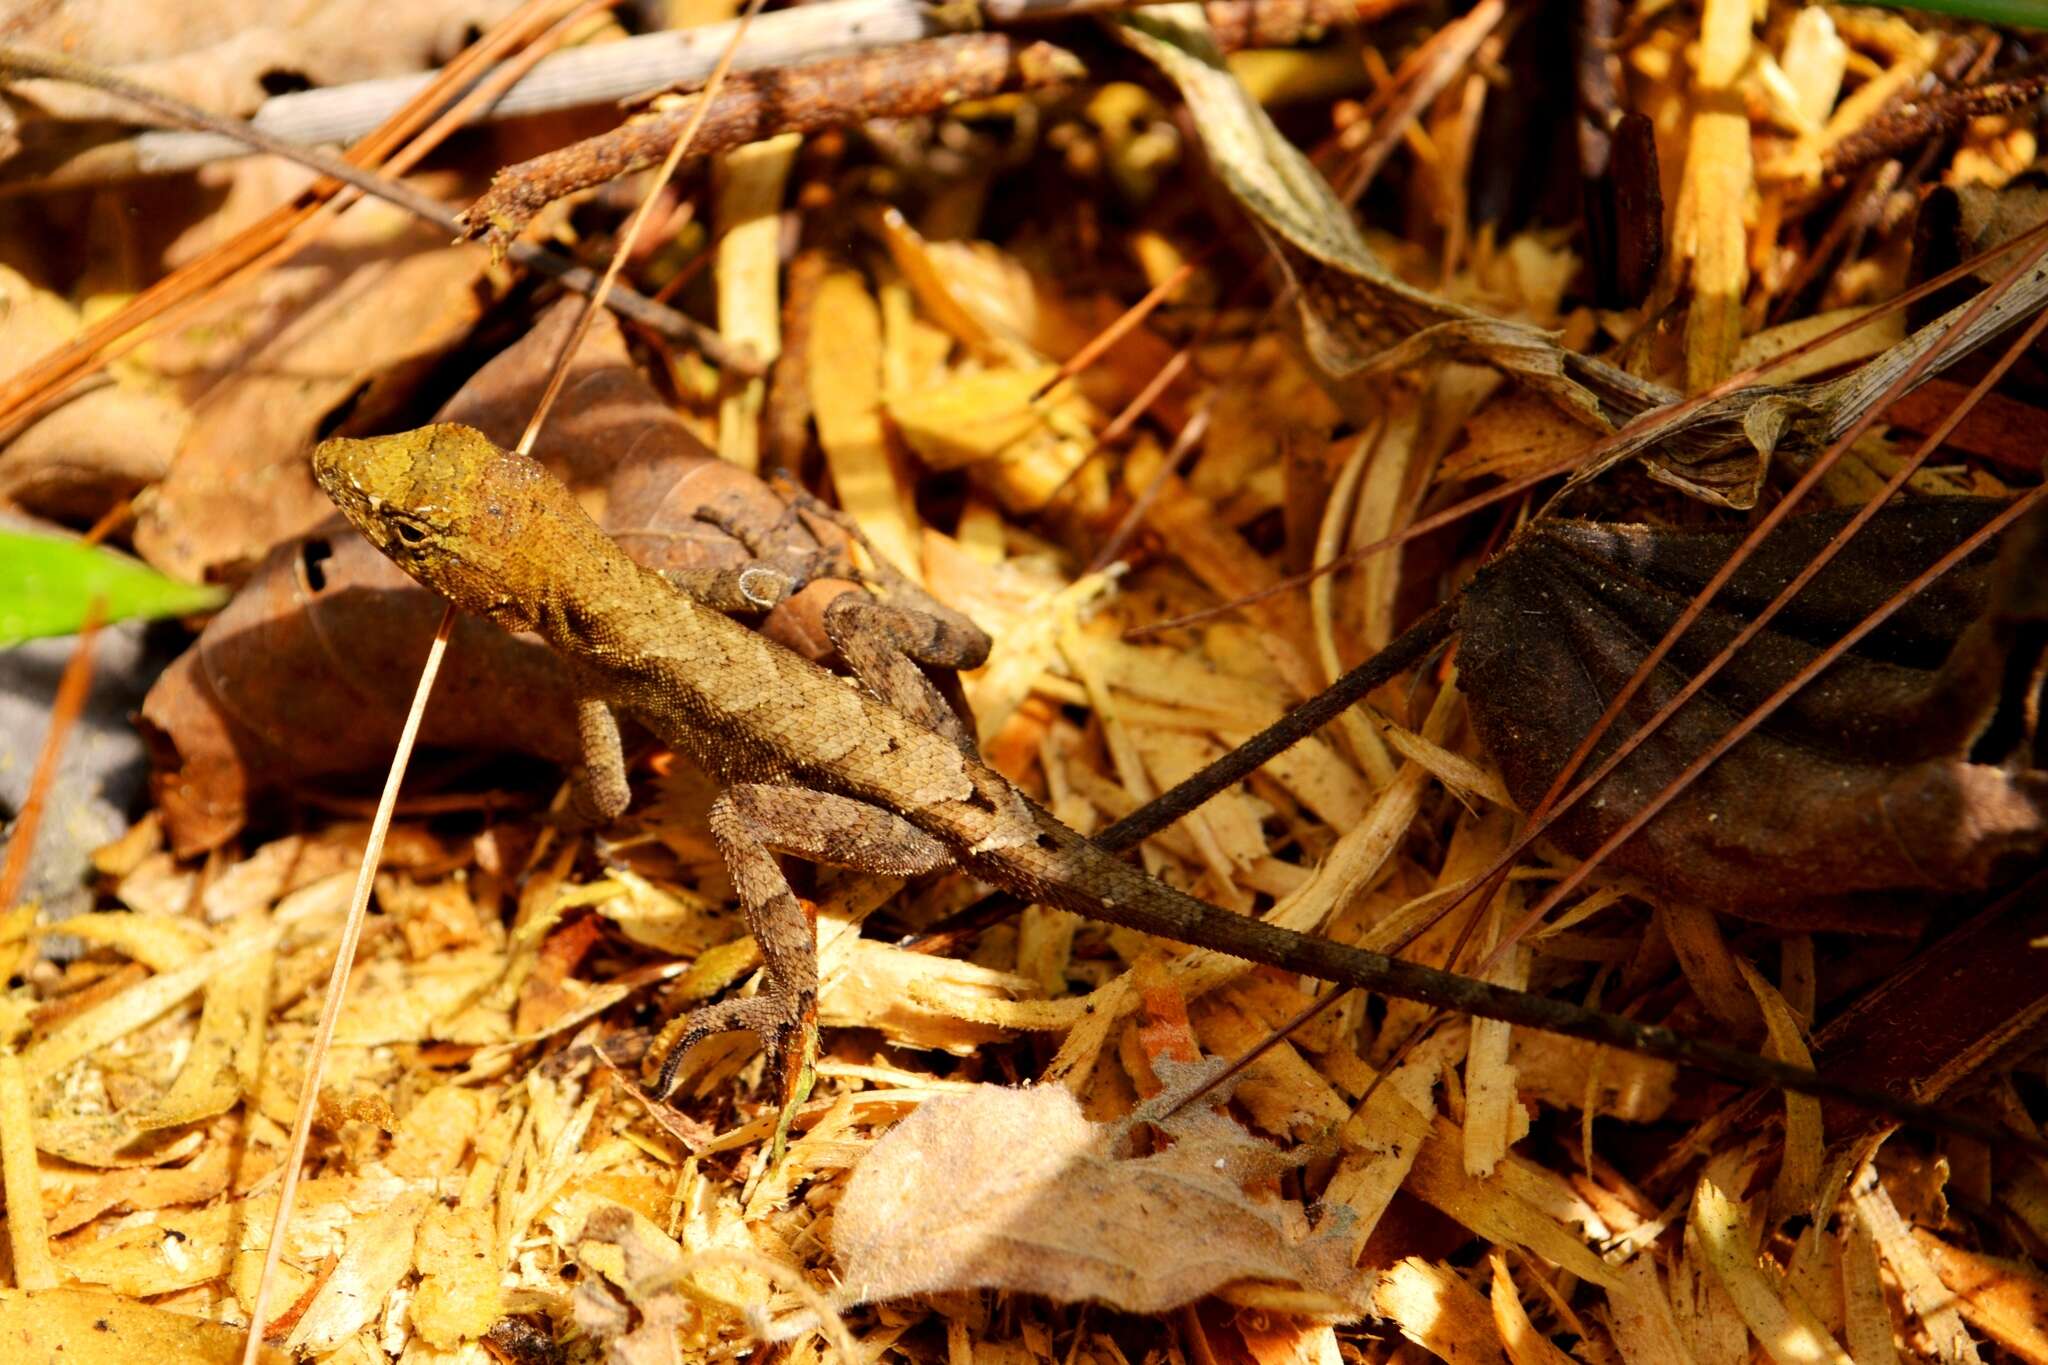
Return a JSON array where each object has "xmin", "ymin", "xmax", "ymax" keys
[{"xmin": 1, "ymin": 3, "xmax": 2047, "ymax": 1364}]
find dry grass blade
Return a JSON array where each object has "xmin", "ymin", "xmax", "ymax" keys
[{"xmin": 233, "ymin": 610, "xmax": 455, "ymax": 1363}]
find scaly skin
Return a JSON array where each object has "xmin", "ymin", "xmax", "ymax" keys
[{"xmin": 311, "ymin": 423, "xmax": 1985, "ymax": 1135}]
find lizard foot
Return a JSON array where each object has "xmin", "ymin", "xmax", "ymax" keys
[{"xmin": 646, "ymin": 989, "xmax": 817, "ymax": 1106}]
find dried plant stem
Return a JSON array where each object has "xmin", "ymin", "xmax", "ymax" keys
[
  {"xmin": 467, "ymin": 33, "xmax": 1085, "ymax": 246},
  {"xmin": 10, "ymin": 0, "xmax": 1381, "ymax": 186},
  {"xmin": 236, "ymin": 608, "xmax": 454, "ymax": 1363},
  {"xmin": 519, "ymin": 0, "xmax": 772, "ymax": 451}
]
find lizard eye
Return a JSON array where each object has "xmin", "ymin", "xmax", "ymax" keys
[{"xmin": 393, "ymin": 521, "xmax": 428, "ymax": 547}]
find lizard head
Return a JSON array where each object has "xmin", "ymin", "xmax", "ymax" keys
[{"xmin": 313, "ymin": 423, "xmax": 573, "ymax": 633}]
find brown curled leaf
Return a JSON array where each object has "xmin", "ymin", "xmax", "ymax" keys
[{"xmin": 1459, "ymin": 497, "xmax": 2048, "ymax": 926}]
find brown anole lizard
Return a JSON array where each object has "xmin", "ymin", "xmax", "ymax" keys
[{"xmin": 310, "ymin": 422, "xmax": 2008, "ymax": 1142}]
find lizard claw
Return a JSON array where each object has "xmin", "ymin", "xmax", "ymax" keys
[{"xmin": 647, "ymin": 989, "xmax": 816, "ymax": 1104}]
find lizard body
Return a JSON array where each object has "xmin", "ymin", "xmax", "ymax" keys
[{"xmin": 310, "ymin": 423, "xmax": 1976, "ymax": 1127}]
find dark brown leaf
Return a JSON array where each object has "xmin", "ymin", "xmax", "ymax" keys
[{"xmin": 1459, "ymin": 497, "xmax": 2048, "ymax": 923}]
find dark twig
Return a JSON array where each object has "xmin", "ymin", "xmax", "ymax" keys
[
  {"xmin": 464, "ymin": 34, "xmax": 1086, "ymax": 248},
  {"xmin": 1824, "ymin": 70, "xmax": 2048, "ymax": 183}
]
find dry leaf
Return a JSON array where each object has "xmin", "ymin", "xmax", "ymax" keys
[
  {"xmin": 132, "ymin": 228, "xmax": 488, "ymax": 582},
  {"xmin": 1460, "ymin": 498, "xmax": 2048, "ymax": 920},
  {"xmin": 834, "ymin": 1080, "xmax": 1369, "ymax": 1316},
  {"xmin": 0, "ymin": 1286, "xmax": 289, "ymax": 1364},
  {"xmin": 3, "ymin": 2, "xmax": 523, "ymax": 123}
]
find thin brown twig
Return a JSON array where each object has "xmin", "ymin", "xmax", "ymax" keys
[
  {"xmin": 466, "ymin": 33, "xmax": 1086, "ymax": 249},
  {"xmin": 1085, "ymin": 403, "xmax": 1211, "ymax": 575}
]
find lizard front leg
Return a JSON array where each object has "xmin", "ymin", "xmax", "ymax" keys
[
  {"xmin": 659, "ymin": 493, "xmax": 835, "ymax": 614},
  {"xmin": 570, "ymin": 693, "xmax": 631, "ymax": 824},
  {"xmin": 824, "ymin": 594, "xmax": 989, "ymax": 754},
  {"xmin": 649, "ymin": 784, "xmax": 954, "ymax": 1100}
]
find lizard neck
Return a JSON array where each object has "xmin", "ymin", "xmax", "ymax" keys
[{"xmin": 525, "ymin": 518, "xmax": 687, "ymax": 666}]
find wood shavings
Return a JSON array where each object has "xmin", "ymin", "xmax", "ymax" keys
[
  {"xmin": 1849, "ymin": 1168, "xmax": 1982, "ymax": 1365},
  {"xmin": 1692, "ymin": 1176, "xmax": 1853, "ymax": 1365},
  {"xmin": 281, "ymin": 1188, "xmax": 431, "ymax": 1353},
  {"xmin": 810, "ymin": 270, "xmax": 925, "ymax": 581},
  {"xmin": 1373, "ymin": 1257, "xmax": 1506, "ymax": 1363},
  {"xmin": 1675, "ymin": 0, "xmax": 1755, "ymax": 391},
  {"xmin": 0, "ymin": 1039, "xmax": 54, "ymax": 1289},
  {"xmin": 715, "ymin": 134, "xmax": 800, "ymax": 473},
  {"xmin": 1915, "ymin": 1231, "xmax": 2048, "ymax": 1364}
]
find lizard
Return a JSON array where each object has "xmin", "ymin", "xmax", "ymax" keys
[{"xmin": 310, "ymin": 421, "xmax": 2014, "ymax": 1142}]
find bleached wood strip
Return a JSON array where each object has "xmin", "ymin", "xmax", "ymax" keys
[{"xmin": 1692, "ymin": 1178, "xmax": 1854, "ymax": 1365}]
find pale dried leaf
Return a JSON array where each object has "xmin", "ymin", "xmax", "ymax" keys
[
  {"xmin": 284, "ymin": 1189, "xmax": 431, "ymax": 1352},
  {"xmin": 833, "ymin": 1083, "xmax": 1368, "ymax": 1315}
]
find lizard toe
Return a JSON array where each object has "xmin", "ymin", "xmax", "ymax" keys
[{"xmin": 648, "ymin": 991, "xmax": 816, "ymax": 1103}]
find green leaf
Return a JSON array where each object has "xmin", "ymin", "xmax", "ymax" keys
[
  {"xmin": 1862, "ymin": 0, "xmax": 2048, "ymax": 28},
  {"xmin": 0, "ymin": 529, "xmax": 225, "ymax": 645}
]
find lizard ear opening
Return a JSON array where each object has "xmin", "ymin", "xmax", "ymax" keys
[{"xmin": 394, "ymin": 521, "xmax": 428, "ymax": 546}]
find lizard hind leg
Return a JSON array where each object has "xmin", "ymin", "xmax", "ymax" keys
[{"xmin": 650, "ymin": 784, "xmax": 955, "ymax": 1101}]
